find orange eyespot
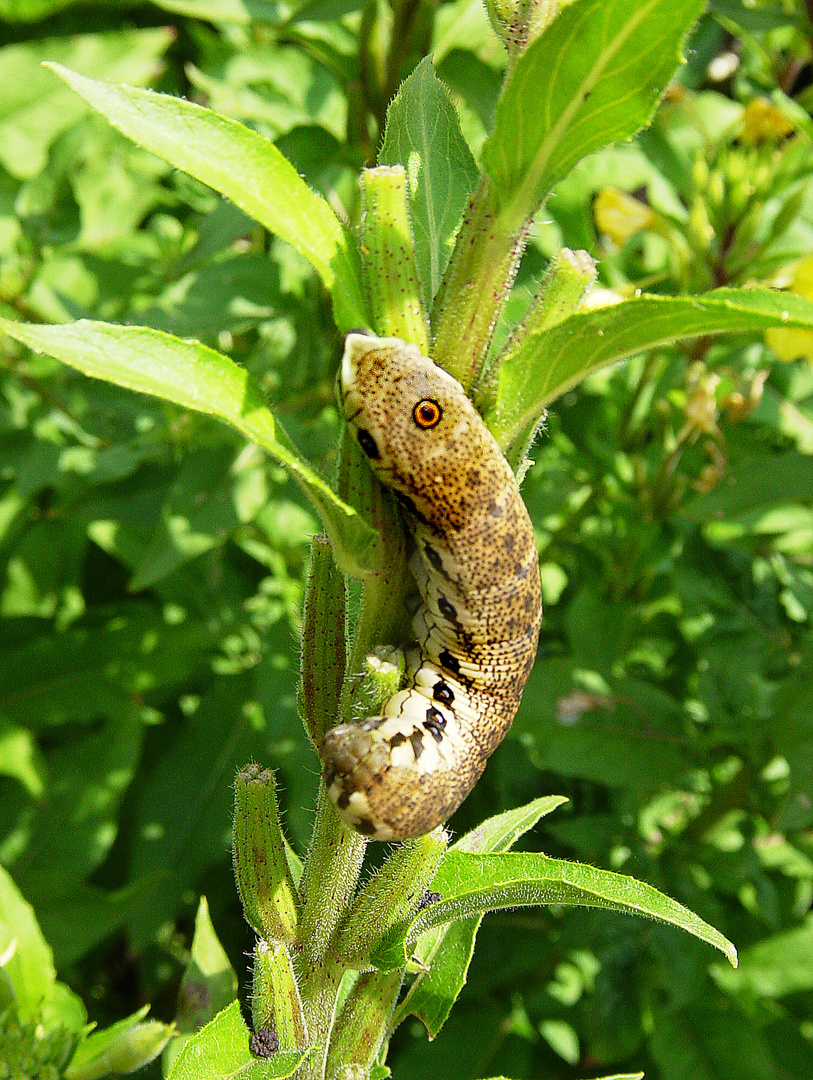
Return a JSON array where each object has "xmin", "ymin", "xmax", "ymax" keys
[{"xmin": 413, "ymin": 399, "xmax": 442, "ymax": 429}]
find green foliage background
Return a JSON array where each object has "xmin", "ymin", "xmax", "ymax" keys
[{"xmin": 1, "ymin": 1, "xmax": 813, "ymax": 1077}]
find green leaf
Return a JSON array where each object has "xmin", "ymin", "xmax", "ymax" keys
[
  {"xmin": 482, "ymin": 0, "xmax": 706, "ymax": 232},
  {"xmin": 581, "ymin": 1074, "xmax": 645, "ymax": 1080},
  {"xmin": 123, "ymin": 662, "xmax": 303, "ymax": 947},
  {"xmin": 391, "ymin": 798, "xmax": 568, "ymax": 1037},
  {"xmin": 41, "ymin": 981, "xmax": 87, "ymax": 1043},
  {"xmin": 451, "ymin": 795, "xmax": 569, "ymax": 854},
  {"xmin": 0, "ymin": 718, "xmax": 45, "ymax": 797},
  {"xmin": 151, "ymin": 0, "xmax": 283, "ymax": 23},
  {"xmin": 0, "ymin": 605, "xmax": 214, "ymax": 734},
  {"xmin": 379, "ymin": 57, "xmax": 479, "ymax": 302},
  {"xmin": 186, "ymin": 899, "xmax": 239, "ymax": 1009},
  {"xmin": 0, "ymin": 29, "xmax": 173, "ymax": 179},
  {"xmin": 476, "ymin": 1075, "xmax": 645, "ymax": 1080},
  {"xmin": 167, "ymin": 1000, "xmax": 315, "ymax": 1080},
  {"xmin": 128, "ymin": 447, "xmax": 261, "ymax": 591},
  {"xmin": 485, "ymin": 288, "xmax": 813, "ymax": 455},
  {"xmin": 649, "ymin": 1003, "xmax": 778, "ymax": 1080},
  {"xmin": 0, "ymin": 319, "xmax": 379, "ymax": 578},
  {"xmin": 44, "ymin": 64, "xmax": 368, "ymax": 332},
  {"xmin": 0, "ymin": 865, "xmax": 56, "ymax": 1021},
  {"xmin": 66, "ymin": 1007, "xmax": 174, "ymax": 1080},
  {"xmin": 514, "ymin": 660, "xmax": 692, "ymax": 790},
  {"xmin": 10, "ymin": 712, "xmax": 143, "ymax": 907},
  {"xmin": 38, "ymin": 881, "xmax": 156, "ymax": 968},
  {"xmin": 711, "ymin": 914, "xmax": 813, "ymax": 999},
  {"xmin": 687, "ymin": 451, "xmax": 813, "ymax": 521},
  {"xmin": 164, "ymin": 897, "xmax": 239, "ymax": 1075},
  {"xmin": 373, "ymin": 850, "xmax": 737, "ymax": 971},
  {"xmin": 710, "ymin": 0, "xmax": 806, "ymax": 31}
]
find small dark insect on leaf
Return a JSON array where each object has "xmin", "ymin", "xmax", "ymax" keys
[{"xmin": 417, "ymin": 889, "xmax": 442, "ymax": 910}]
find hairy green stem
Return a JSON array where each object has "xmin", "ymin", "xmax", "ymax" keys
[
  {"xmin": 431, "ymin": 177, "xmax": 527, "ymax": 394},
  {"xmin": 324, "ymin": 970, "xmax": 404, "ymax": 1078},
  {"xmin": 359, "ymin": 167, "xmax": 429, "ymax": 349}
]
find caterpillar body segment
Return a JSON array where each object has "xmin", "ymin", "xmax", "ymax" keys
[{"xmin": 321, "ymin": 334, "xmax": 541, "ymax": 840}]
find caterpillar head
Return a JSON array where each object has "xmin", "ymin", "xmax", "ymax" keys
[{"xmin": 340, "ymin": 333, "xmax": 498, "ymax": 524}]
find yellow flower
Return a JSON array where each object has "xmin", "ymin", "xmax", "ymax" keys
[
  {"xmin": 594, "ymin": 187, "xmax": 658, "ymax": 244},
  {"xmin": 765, "ymin": 255, "xmax": 813, "ymax": 362},
  {"xmin": 741, "ymin": 98, "xmax": 794, "ymax": 146}
]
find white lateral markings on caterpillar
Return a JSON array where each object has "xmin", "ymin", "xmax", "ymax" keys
[{"xmin": 321, "ymin": 334, "xmax": 542, "ymax": 840}]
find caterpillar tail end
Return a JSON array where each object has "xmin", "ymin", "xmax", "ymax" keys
[
  {"xmin": 322, "ymin": 719, "xmax": 467, "ymax": 842},
  {"xmin": 322, "ymin": 721, "xmax": 399, "ymax": 841}
]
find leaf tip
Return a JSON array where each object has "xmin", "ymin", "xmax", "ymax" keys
[
  {"xmin": 41, "ymin": 62, "xmax": 95, "ymax": 98},
  {"xmin": 41, "ymin": 60, "xmax": 67, "ymax": 78}
]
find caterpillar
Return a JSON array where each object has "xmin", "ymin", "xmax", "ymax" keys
[{"xmin": 321, "ymin": 333, "xmax": 541, "ymax": 841}]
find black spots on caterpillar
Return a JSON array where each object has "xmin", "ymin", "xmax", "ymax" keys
[
  {"xmin": 437, "ymin": 596, "xmax": 457, "ymax": 622},
  {"xmin": 425, "ymin": 704, "xmax": 445, "ymax": 726},
  {"xmin": 336, "ymin": 790, "xmax": 351, "ymax": 810},
  {"xmin": 438, "ymin": 648, "xmax": 460, "ymax": 676},
  {"xmin": 425, "ymin": 543, "xmax": 457, "ymax": 586},
  {"xmin": 395, "ymin": 490, "xmax": 430, "ymax": 527},
  {"xmin": 356, "ymin": 428, "xmax": 380, "ymax": 459},
  {"xmin": 389, "ymin": 731, "xmax": 408, "ymax": 749},
  {"xmin": 355, "ymin": 816, "xmax": 378, "ymax": 835},
  {"xmin": 424, "ymin": 544, "xmax": 443, "ymax": 572},
  {"xmin": 432, "ymin": 680, "xmax": 454, "ymax": 706},
  {"xmin": 423, "ymin": 705, "xmax": 447, "ymax": 742},
  {"xmin": 409, "ymin": 730, "xmax": 425, "ymax": 760}
]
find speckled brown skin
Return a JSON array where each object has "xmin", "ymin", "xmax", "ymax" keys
[{"xmin": 321, "ymin": 334, "xmax": 541, "ymax": 840}]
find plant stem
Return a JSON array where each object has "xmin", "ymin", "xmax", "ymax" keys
[
  {"xmin": 295, "ymin": 793, "xmax": 366, "ymax": 1080},
  {"xmin": 324, "ymin": 970, "xmax": 404, "ymax": 1077},
  {"xmin": 431, "ymin": 177, "xmax": 527, "ymax": 394}
]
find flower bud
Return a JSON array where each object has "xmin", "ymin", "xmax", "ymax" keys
[
  {"xmin": 251, "ymin": 939, "xmax": 307, "ymax": 1051},
  {"xmin": 233, "ymin": 765, "xmax": 300, "ymax": 943}
]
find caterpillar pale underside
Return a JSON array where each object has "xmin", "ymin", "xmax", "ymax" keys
[{"xmin": 321, "ymin": 334, "xmax": 542, "ymax": 840}]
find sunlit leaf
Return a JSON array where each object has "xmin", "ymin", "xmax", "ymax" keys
[
  {"xmin": 486, "ymin": 289, "xmax": 813, "ymax": 458},
  {"xmin": 482, "ymin": 0, "xmax": 705, "ymax": 231},
  {"xmin": 373, "ymin": 851, "xmax": 737, "ymax": 971},
  {"xmin": 44, "ymin": 65, "xmax": 368, "ymax": 331},
  {"xmin": 167, "ymin": 1001, "xmax": 314, "ymax": 1080},
  {"xmin": 0, "ymin": 319, "xmax": 380, "ymax": 577}
]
